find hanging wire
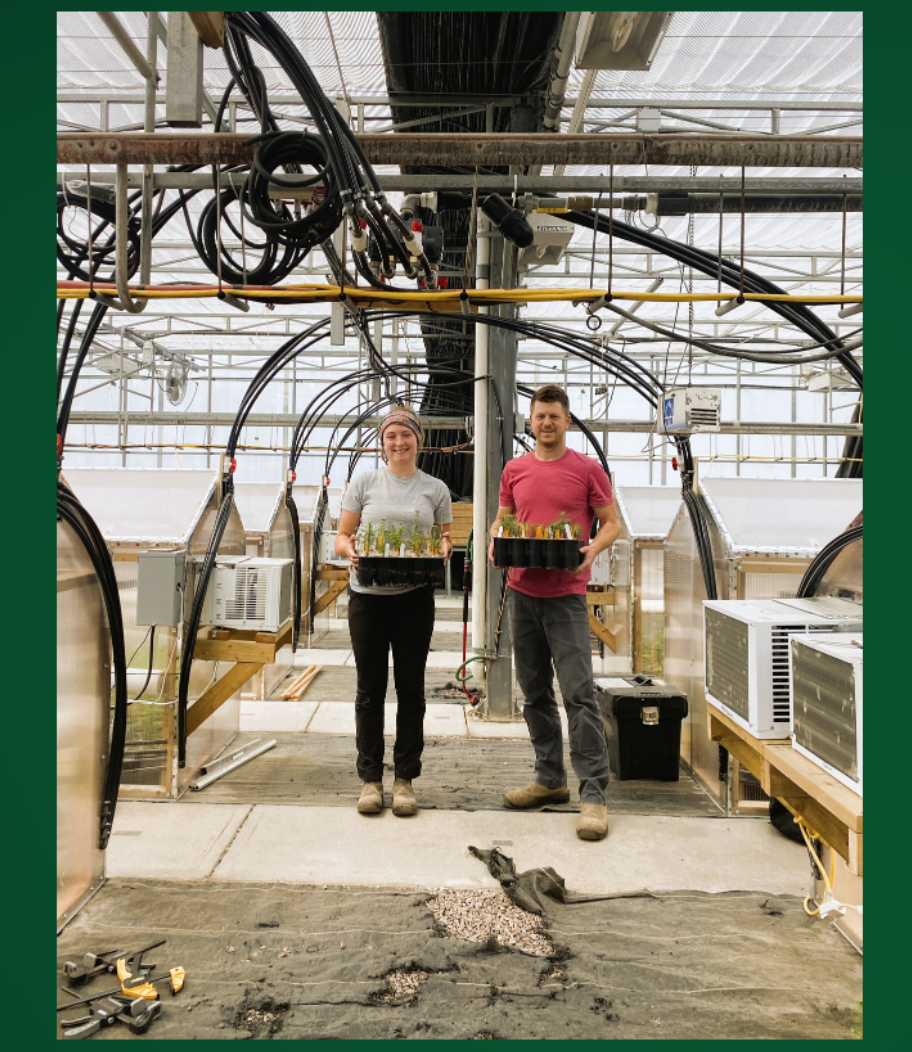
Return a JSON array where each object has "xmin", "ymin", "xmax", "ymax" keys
[{"xmin": 588, "ymin": 189, "xmax": 603, "ymax": 289}]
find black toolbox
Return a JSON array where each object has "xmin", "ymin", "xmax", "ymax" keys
[{"xmin": 594, "ymin": 676, "xmax": 688, "ymax": 781}]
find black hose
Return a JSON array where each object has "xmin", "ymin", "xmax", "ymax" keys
[
  {"xmin": 130, "ymin": 626, "xmax": 157, "ymax": 701},
  {"xmin": 797, "ymin": 525, "xmax": 862, "ymax": 599},
  {"xmin": 285, "ymin": 486, "xmax": 302, "ymax": 651},
  {"xmin": 176, "ymin": 479, "xmax": 235, "ymax": 766}
]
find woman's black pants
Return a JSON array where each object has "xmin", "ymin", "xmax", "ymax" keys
[{"xmin": 347, "ymin": 586, "xmax": 435, "ymax": 782}]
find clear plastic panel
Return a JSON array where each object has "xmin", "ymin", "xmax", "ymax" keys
[
  {"xmin": 701, "ymin": 477, "xmax": 863, "ymax": 554},
  {"xmin": 63, "ymin": 468, "xmax": 218, "ymax": 543},
  {"xmin": 617, "ymin": 485, "xmax": 682, "ymax": 539},
  {"xmin": 818, "ymin": 537, "xmax": 863, "ymax": 603},
  {"xmin": 636, "ymin": 544, "xmax": 665, "ymax": 676},
  {"xmin": 57, "ymin": 521, "xmax": 108, "ymax": 929},
  {"xmin": 233, "ymin": 481, "xmax": 285, "ymax": 534}
]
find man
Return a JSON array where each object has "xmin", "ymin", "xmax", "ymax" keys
[{"xmin": 489, "ymin": 384, "xmax": 620, "ymax": 841}]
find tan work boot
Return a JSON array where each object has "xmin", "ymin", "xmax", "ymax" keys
[
  {"xmin": 357, "ymin": 781, "xmax": 384, "ymax": 814},
  {"xmin": 576, "ymin": 803, "xmax": 609, "ymax": 841},
  {"xmin": 503, "ymin": 782, "xmax": 570, "ymax": 810},
  {"xmin": 392, "ymin": 778, "xmax": 418, "ymax": 817}
]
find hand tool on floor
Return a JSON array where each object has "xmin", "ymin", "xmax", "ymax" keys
[
  {"xmin": 117, "ymin": 998, "xmax": 162, "ymax": 1034},
  {"xmin": 63, "ymin": 939, "xmax": 166, "ymax": 985},
  {"xmin": 116, "ymin": 955, "xmax": 161, "ymax": 1000},
  {"xmin": 60, "ymin": 996, "xmax": 142, "ymax": 1038},
  {"xmin": 58, "ymin": 969, "xmax": 184, "ymax": 1012}
]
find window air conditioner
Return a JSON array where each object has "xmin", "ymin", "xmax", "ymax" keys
[
  {"xmin": 703, "ymin": 597, "xmax": 863, "ymax": 739},
  {"xmin": 204, "ymin": 556, "xmax": 294, "ymax": 633},
  {"xmin": 790, "ymin": 633, "xmax": 863, "ymax": 795}
]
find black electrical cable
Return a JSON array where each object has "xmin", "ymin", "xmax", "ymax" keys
[
  {"xmin": 58, "ymin": 301, "xmax": 109, "ymax": 449},
  {"xmin": 57, "ymin": 479, "xmax": 127, "ymax": 848},
  {"xmin": 285, "ymin": 485, "xmax": 303, "ymax": 651},
  {"xmin": 176, "ymin": 477, "xmax": 235, "ymax": 766},
  {"xmin": 57, "ymin": 300, "xmax": 83, "ymax": 407},
  {"xmin": 130, "ymin": 625, "xmax": 157, "ymax": 702},
  {"xmin": 565, "ymin": 209, "xmax": 862, "ymax": 479},
  {"xmin": 796, "ymin": 525, "xmax": 862, "ymax": 599},
  {"xmin": 565, "ymin": 210, "xmax": 862, "ymax": 387}
]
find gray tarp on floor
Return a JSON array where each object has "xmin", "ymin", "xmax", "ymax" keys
[{"xmin": 56, "ymin": 879, "xmax": 861, "ymax": 1040}]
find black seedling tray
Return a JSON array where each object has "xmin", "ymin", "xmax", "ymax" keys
[
  {"xmin": 492, "ymin": 537, "xmax": 583, "ymax": 570},
  {"xmin": 356, "ymin": 555, "xmax": 446, "ymax": 588}
]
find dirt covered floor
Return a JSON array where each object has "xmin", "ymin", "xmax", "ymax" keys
[{"xmin": 56, "ymin": 879, "xmax": 862, "ymax": 1040}]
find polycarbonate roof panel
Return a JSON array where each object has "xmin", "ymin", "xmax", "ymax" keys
[
  {"xmin": 232, "ymin": 481, "xmax": 285, "ymax": 534},
  {"xmin": 64, "ymin": 467, "xmax": 217, "ymax": 543},
  {"xmin": 292, "ymin": 483, "xmax": 321, "ymax": 524},
  {"xmin": 701, "ymin": 477, "xmax": 863, "ymax": 554},
  {"xmin": 616, "ymin": 485, "xmax": 681, "ymax": 539}
]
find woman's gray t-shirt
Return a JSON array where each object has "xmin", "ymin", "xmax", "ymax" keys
[{"xmin": 341, "ymin": 467, "xmax": 453, "ymax": 594}]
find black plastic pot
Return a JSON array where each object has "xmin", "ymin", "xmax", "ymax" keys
[
  {"xmin": 492, "ymin": 537, "xmax": 510, "ymax": 568},
  {"xmin": 527, "ymin": 538, "xmax": 543, "ymax": 567},
  {"xmin": 356, "ymin": 555, "xmax": 446, "ymax": 588},
  {"xmin": 509, "ymin": 537, "xmax": 528, "ymax": 567}
]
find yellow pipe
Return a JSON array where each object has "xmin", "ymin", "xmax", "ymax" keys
[{"xmin": 56, "ymin": 283, "xmax": 863, "ymax": 306}]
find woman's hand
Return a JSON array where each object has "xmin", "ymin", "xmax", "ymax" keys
[{"xmin": 441, "ymin": 535, "xmax": 453, "ymax": 563}]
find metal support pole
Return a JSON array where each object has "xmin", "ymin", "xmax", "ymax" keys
[
  {"xmin": 140, "ymin": 13, "xmax": 158, "ymax": 286},
  {"xmin": 482, "ymin": 233, "xmax": 518, "ymax": 717},
  {"xmin": 471, "ymin": 215, "xmax": 490, "ymax": 654}
]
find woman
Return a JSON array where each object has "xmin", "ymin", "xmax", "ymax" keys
[{"xmin": 335, "ymin": 406, "xmax": 452, "ymax": 817}]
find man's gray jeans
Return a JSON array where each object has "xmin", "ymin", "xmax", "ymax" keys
[{"xmin": 510, "ymin": 589, "xmax": 610, "ymax": 805}]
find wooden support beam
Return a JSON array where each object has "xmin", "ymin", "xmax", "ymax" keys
[
  {"xmin": 186, "ymin": 661, "xmax": 261, "ymax": 736},
  {"xmin": 588, "ymin": 612, "xmax": 616, "ymax": 652},
  {"xmin": 313, "ymin": 580, "xmax": 348, "ymax": 617},
  {"xmin": 187, "ymin": 12, "xmax": 225, "ymax": 49},
  {"xmin": 586, "ymin": 590, "xmax": 615, "ymax": 606},
  {"xmin": 194, "ymin": 619, "xmax": 293, "ymax": 663},
  {"xmin": 316, "ymin": 567, "xmax": 350, "ymax": 581}
]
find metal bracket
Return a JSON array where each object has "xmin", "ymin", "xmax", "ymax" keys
[{"xmin": 216, "ymin": 290, "xmax": 250, "ymax": 312}]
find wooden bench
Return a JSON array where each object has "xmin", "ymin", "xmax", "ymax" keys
[{"xmin": 708, "ymin": 702, "xmax": 862, "ymax": 875}]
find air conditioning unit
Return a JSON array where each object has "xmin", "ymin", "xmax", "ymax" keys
[
  {"xmin": 791, "ymin": 633, "xmax": 863, "ymax": 795},
  {"xmin": 703, "ymin": 597, "xmax": 863, "ymax": 739},
  {"xmin": 204, "ymin": 556, "xmax": 294, "ymax": 633},
  {"xmin": 660, "ymin": 387, "xmax": 721, "ymax": 434}
]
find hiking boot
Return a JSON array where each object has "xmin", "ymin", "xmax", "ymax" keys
[
  {"xmin": 392, "ymin": 778, "xmax": 418, "ymax": 817},
  {"xmin": 576, "ymin": 803, "xmax": 609, "ymax": 841},
  {"xmin": 357, "ymin": 781, "xmax": 384, "ymax": 814},
  {"xmin": 503, "ymin": 782, "xmax": 570, "ymax": 810}
]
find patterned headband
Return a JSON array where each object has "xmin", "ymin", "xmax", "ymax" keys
[{"xmin": 379, "ymin": 410, "xmax": 423, "ymax": 444}]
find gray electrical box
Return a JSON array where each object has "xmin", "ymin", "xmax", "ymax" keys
[{"xmin": 137, "ymin": 550, "xmax": 186, "ymax": 626}]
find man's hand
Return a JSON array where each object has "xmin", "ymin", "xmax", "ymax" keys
[
  {"xmin": 344, "ymin": 535, "xmax": 359, "ymax": 569},
  {"xmin": 488, "ymin": 537, "xmax": 504, "ymax": 568},
  {"xmin": 441, "ymin": 535, "xmax": 453, "ymax": 563},
  {"xmin": 572, "ymin": 542, "xmax": 600, "ymax": 575}
]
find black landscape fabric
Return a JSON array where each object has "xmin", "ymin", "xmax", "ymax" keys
[{"xmin": 55, "ymin": 879, "xmax": 862, "ymax": 1040}]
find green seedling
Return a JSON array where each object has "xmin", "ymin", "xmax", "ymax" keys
[{"xmin": 500, "ymin": 512, "xmax": 519, "ymax": 537}]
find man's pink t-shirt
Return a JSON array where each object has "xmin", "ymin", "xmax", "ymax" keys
[{"xmin": 498, "ymin": 447, "xmax": 614, "ymax": 597}]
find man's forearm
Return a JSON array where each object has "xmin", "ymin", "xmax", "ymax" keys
[{"xmin": 590, "ymin": 519, "xmax": 621, "ymax": 555}]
